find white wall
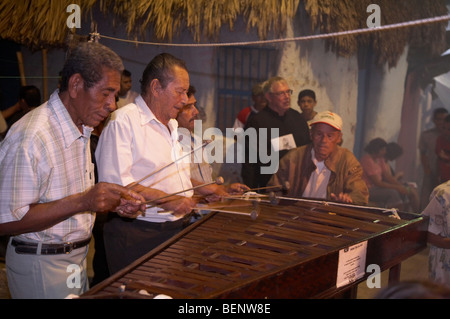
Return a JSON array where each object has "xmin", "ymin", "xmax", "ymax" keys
[
  {"xmin": 278, "ymin": 20, "xmax": 360, "ymax": 151},
  {"xmin": 361, "ymin": 49, "xmax": 409, "ymax": 148}
]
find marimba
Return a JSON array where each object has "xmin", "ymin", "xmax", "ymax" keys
[{"xmin": 81, "ymin": 199, "xmax": 428, "ymax": 299}]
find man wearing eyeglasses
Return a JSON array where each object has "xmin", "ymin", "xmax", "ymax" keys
[{"xmin": 242, "ymin": 76, "xmax": 311, "ymax": 188}]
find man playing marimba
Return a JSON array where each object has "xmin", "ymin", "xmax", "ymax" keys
[
  {"xmin": 268, "ymin": 111, "xmax": 368, "ymax": 205},
  {"xmin": 0, "ymin": 42, "xmax": 145, "ymax": 298},
  {"xmin": 95, "ymin": 54, "xmax": 221, "ymax": 274}
]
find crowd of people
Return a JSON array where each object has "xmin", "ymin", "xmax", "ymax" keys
[{"xmin": 0, "ymin": 42, "xmax": 448, "ymax": 298}]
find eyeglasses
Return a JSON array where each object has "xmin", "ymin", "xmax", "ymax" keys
[{"xmin": 270, "ymin": 89, "xmax": 293, "ymax": 97}]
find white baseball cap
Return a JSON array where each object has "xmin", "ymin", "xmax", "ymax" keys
[{"xmin": 309, "ymin": 111, "xmax": 343, "ymax": 131}]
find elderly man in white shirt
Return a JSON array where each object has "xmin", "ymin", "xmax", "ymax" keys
[
  {"xmin": 0, "ymin": 42, "xmax": 145, "ymax": 299},
  {"xmin": 96, "ymin": 53, "xmax": 213, "ymax": 274}
]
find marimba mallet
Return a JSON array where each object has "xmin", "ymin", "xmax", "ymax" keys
[
  {"xmin": 246, "ymin": 181, "xmax": 290, "ymax": 193},
  {"xmin": 282, "ymin": 181, "xmax": 291, "ymax": 193},
  {"xmin": 193, "ymin": 206, "xmax": 259, "ymax": 220},
  {"xmin": 224, "ymin": 181, "xmax": 290, "ymax": 201},
  {"xmin": 146, "ymin": 177, "xmax": 225, "ymax": 208},
  {"xmin": 208, "ymin": 207, "xmax": 259, "ymax": 220},
  {"xmin": 268, "ymin": 191, "xmax": 280, "ymax": 205},
  {"xmin": 266, "ymin": 180, "xmax": 292, "ymax": 204},
  {"xmin": 127, "ymin": 141, "xmax": 210, "ymax": 189},
  {"xmin": 193, "ymin": 201, "xmax": 260, "ymax": 220}
]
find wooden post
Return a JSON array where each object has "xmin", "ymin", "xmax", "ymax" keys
[
  {"xmin": 42, "ymin": 49, "xmax": 48, "ymax": 100},
  {"xmin": 16, "ymin": 51, "xmax": 26, "ymax": 86}
]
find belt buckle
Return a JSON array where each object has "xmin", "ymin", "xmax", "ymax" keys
[{"xmin": 63, "ymin": 242, "xmax": 73, "ymax": 254}]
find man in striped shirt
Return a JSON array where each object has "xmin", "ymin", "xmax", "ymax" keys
[{"xmin": 0, "ymin": 42, "xmax": 145, "ymax": 299}]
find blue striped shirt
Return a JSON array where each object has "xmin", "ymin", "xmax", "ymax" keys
[{"xmin": 0, "ymin": 90, "xmax": 95, "ymax": 242}]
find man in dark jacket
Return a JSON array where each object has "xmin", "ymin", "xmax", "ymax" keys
[{"xmin": 242, "ymin": 76, "xmax": 311, "ymax": 188}]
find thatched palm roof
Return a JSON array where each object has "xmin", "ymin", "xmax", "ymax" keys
[
  {"xmin": 304, "ymin": 0, "xmax": 448, "ymax": 67},
  {"xmin": 0, "ymin": 0, "xmax": 97, "ymax": 48},
  {"xmin": 0, "ymin": 0, "xmax": 448, "ymax": 67}
]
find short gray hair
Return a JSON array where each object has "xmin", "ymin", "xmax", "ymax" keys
[
  {"xmin": 263, "ymin": 76, "xmax": 287, "ymax": 94},
  {"xmin": 59, "ymin": 42, "xmax": 124, "ymax": 92}
]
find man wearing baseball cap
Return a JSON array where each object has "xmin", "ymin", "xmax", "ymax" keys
[{"xmin": 267, "ymin": 111, "xmax": 368, "ymax": 204}]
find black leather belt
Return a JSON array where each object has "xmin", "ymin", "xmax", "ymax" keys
[{"xmin": 11, "ymin": 237, "xmax": 91, "ymax": 255}]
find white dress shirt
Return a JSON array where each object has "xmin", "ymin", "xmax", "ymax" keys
[
  {"xmin": 302, "ymin": 149, "xmax": 331, "ymax": 199},
  {"xmin": 95, "ymin": 95, "xmax": 192, "ymax": 223}
]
